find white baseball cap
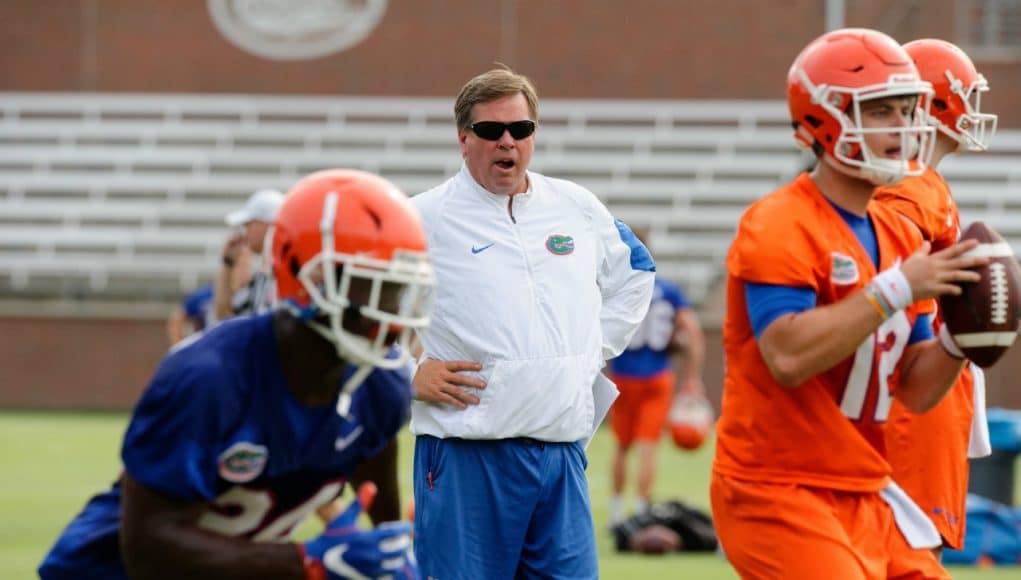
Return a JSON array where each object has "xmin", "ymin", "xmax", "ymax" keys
[{"xmin": 225, "ymin": 189, "xmax": 285, "ymax": 227}]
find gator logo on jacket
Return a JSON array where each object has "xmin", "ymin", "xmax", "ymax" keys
[
  {"xmin": 218, "ymin": 441, "xmax": 269, "ymax": 483},
  {"xmin": 545, "ymin": 234, "xmax": 575, "ymax": 255}
]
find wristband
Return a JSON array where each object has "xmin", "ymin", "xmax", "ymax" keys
[
  {"xmin": 938, "ymin": 323, "xmax": 966, "ymax": 360},
  {"xmin": 295, "ymin": 543, "xmax": 327, "ymax": 580},
  {"xmin": 870, "ymin": 265, "xmax": 913, "ymax": 312},
  {"xmin": 862, "ymin": 286, "xmax": 891, "ymax": 320}
]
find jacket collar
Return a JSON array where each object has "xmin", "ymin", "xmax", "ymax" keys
[{"xmin": 457, "ymin": 164, "xmax": 535, "ymax": 209}]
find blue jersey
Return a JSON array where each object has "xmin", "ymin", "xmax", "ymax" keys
[
  {"xmin": 609, "ymin": 278, "xmax": 689, "ymax": 378},
  {"xmin": 39, "ymin": 314, "xmax": 412, "ymax": 580},
  {"xmin": 182, "ymin": 283, "xmax": 214, "ymax": 331}
]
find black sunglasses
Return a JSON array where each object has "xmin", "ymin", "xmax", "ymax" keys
[{"xmin": 469, "ymin": 120, "xmax": 536, "ymax": 141}]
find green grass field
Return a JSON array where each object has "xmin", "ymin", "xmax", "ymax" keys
[{"xmin": 1, "ymin": 411, "xmax": 1018, "ymax": 579}]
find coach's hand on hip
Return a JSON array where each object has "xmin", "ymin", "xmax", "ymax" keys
[{"xmin": 413, "ymin": 358, "xmax": 486, "ymax": 409}]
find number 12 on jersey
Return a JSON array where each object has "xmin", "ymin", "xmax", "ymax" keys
[{"xmin": 840, "ymin": 312, "xmax": 912, "ymax": 422}]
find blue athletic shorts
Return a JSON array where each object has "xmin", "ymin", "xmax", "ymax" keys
[{"xmin": 413, "ymin": 436, "xmax": 598, "ymax": 579}]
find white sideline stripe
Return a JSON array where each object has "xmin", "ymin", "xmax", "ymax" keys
[
  {"xmin": 963, "ymin": 242, "xmax": 1015, "ymax": 259},
  {"xmin": 953, "ymin": 331, "xmax": 1019, "ymax": 348}
]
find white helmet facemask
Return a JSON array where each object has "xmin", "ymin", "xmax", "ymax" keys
[
  {"xmin": 938, "ymin": 70, "xmax": 998, "ymax": 152},
  {"xmin": 800, "ymin": 69, "xmax": 936, "ymax": 185}
]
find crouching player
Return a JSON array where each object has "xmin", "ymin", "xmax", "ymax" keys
[{"xmin": 39, "ymin": 169, "xmax": 434, "ymax": 580}]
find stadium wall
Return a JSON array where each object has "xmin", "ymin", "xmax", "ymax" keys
[
  {"xmin": 1, "ymin": 0, "xmax": 1018, "ymax": 126},
  {"xmin": 3, "ymin": 318, "xmax": 1021, "ymax": 412}
]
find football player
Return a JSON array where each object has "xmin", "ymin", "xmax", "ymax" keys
[
  {"xmin": 166, "ymin": 282, "xmax": 215, "ymax": 345},
  {"xmin": 711, "ymin": 28, "xmax": 987, "ymax": 579},
  {"xmin": 607, "ymin": 230, "xmax": 706, "ymax": 525},
  {"xmin": 876, "ymin": 38, "xmax": 998, "ymax": 554},
  {"xmin": 39, "ymin": 169, "xmax": 433, "ymax": 580}
]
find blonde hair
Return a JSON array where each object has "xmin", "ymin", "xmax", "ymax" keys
[{"xmin": 454, "ymin": 65, "xmax": 539, "ymax": 130}]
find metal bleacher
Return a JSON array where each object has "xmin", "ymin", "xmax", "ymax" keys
[
  {"xmin": 0, "ymin": 93, "xmax": 804, "ymax": 308},
  {"xmin": 940, "ymin": 141, "xmax": 1021, "ymax": 232},
  {"xmin": 4, "ymin": 92, "xmax": 1017, "ymax": 310}
]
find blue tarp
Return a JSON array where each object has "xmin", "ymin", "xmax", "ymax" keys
[
  {"xmin": 987, "ymin": 408, "xmax": 1021, "ymax": 453},
  {"xmin": 943, "ymin": 494, "xmax": 1021, "ymax": 565},
  {"xmin": 943, "ymin": 409, "xmax": 1021, "ymax": 565}
]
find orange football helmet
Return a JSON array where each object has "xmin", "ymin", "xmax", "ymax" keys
[
  {"xmin": 788, "ymin": 28, "xmax": 935, "ymax": 185},
  {"xmin": 903, "ymin": 38, "xmax": 997, "ymax": 152},
  {"xmin": 271, "ymin": 169, "xmax": 434, "ymax": 370},
  {"xmin": 668, "ymin": 393, "xmax": 713, "ymax": 451}
]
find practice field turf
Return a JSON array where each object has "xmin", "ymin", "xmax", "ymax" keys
[{"xmin": 2, "ymin": 411, "xmax": 1019, "ymax": 579}]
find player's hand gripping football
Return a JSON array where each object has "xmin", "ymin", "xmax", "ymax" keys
[
  {"xmin": 412, "ymin": 357, "xmax": 486, "ymax": 409},
  {"xmin": 300, "ymin": 482, "xmax": 418, "ymax": 580},
  {"xmin": 899, "ymin": 240, "xmax": 988, "ymax": 301}
]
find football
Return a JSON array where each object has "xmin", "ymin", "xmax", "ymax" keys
[
  {"xmin": 939, "ymin": 221, "xmax": 1021, "ymax": 368},
  {"xmin": 629, "ymin": 524, "xmax": 682, "ymax": 554}
]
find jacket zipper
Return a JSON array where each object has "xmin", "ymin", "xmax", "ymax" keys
[{"xmin": 506, "ymin": 194, "xmax": 538, "ymax": 309}]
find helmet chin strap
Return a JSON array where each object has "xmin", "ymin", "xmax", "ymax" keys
[
  {"xmin": 303, "ymin": 318, "xmax": 379, "ymax": 417},
  {"xmin": 336, "ymin": 364, "xmax": 374, "ymax": 418},
  {"xmin": 860, "ymin": 158, "xmax": 907, "ymax": 186},
  {"xmin": 823, "ymin": 154, "xmax": 904, "ymax": 186}
]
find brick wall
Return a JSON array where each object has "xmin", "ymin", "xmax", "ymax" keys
[
  {"xmin": 0, "ymin": 317, "xmax": 167, "ymax": 409},
  {"xmin": 3, "ymin": 317, "xmax": 1019, "ymax": 411},
  {"xmin": 1, "ymin": 0, "xmax": 1017, "ymax": 125}
]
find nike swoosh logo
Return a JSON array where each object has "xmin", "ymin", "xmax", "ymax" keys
[
  {"xmin": 323, "ymin": 545, "xmax": 369, "ymax": 580},
  {"xmin": 335, "ymin": 425, "xmax": 364, "ymax": 452},
  {"xmin": 471, "ymin": 243, "xmax": 495, "ymax": 254}
]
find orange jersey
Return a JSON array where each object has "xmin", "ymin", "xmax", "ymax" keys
[
  {"xmin": 714, "ymin": 173, "xmax": 931, "ymax": 492},
  {"xmin": 874, "ymin": 167, "xmax": 961, "ymax": 253},
  {"xmin": 885, "ymin": 375, "xmax": 974, "ymax": 548},
  {"xmin": 876, "ymin": 167, "xmax": 976, "ymax": 548}
]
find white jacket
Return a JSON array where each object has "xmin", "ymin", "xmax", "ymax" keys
[{"xmin": 410, "ymin": 166, "xmax": 655, "ymax": 441}]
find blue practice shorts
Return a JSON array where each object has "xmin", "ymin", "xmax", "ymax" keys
[{"xmin": 413, "ymin": 436, "xmax": 598, "ymax": 580}]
